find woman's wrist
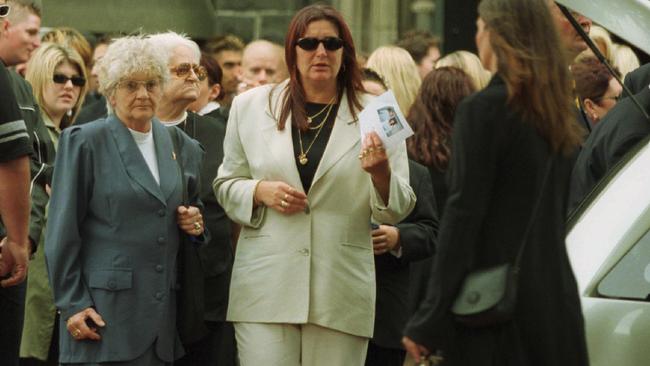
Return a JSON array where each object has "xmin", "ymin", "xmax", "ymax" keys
[{"xmin": 253, "ymin": 180, "xmax": 264, "ymax": 207}]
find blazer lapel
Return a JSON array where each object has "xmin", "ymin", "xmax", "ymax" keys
[
  {"xmin": 152, "ymin": 120, "xmax": 179, "ymax": 203},
  {"xmin": 311, "ymin": 93, "xmax": 360, "ymax": 187},
  {"xmin": 107, "ymin": 115, "xmax": 167, "ymax": 205},
  {"xmin": 261, "ymin": 84, "xmax": 303, "ymax": 191}
]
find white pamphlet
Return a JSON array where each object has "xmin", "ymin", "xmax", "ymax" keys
[{"xmin": 358, "ymin": 90, "xmax": 414, "ymax": 149}]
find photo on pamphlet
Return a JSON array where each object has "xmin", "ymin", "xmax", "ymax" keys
[{"xmin": 377, "ymin": 106, "xmax": 404, "ymax": 137}]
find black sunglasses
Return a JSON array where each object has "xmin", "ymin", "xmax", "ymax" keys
[
  {"xmin": 53, "ymin": 74, "xmax": 86, "ymax": 87},
  {"xmin": 0, "ymin": 5, "xmax": 9, "ymax": 17},
  {"xmin": 296, "ymin": 37, "xmax": 344, "ymax": 51}
]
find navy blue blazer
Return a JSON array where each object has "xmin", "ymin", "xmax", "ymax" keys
[{"xmin": 45, "ymin": 115, "xmax": 205, "ymax": 363}]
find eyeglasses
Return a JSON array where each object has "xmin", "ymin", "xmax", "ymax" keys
[
  {"xmin": 0, "ymin": 5, "xmax": 10, "ymax": 18},
  {"xmin": 118, "ymin": 79, "xmax": 161, "ymax": 94},
  {"xmin": 296, "ymin": 37, "xmax": 344, "ymax": 51},
  {"xmin": 598, "ymin": 94, "xmax": 621, "ymax": 103},
  {"xmin": 53, "ymin": 74, "xmax": 86, "ymax": 87},
  {"xmin": 170, "ymin": 63, "xmax": 207, "ymax": 81}
]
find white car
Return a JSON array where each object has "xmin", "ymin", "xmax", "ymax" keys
[{"xmin": 559, "ymin": 1, "xmax": 650, "ymax": 364}]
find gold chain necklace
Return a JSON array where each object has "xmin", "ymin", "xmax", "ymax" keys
[
  {"xmin": 306, "ymin": 95, "xmax": 336, "ymax": 125},
  {"xmin": 298, "ymin": 99, "xmax": 336, "ymax": 165},
  {"xmin": 307, "ymin": 102, "xmax": 335, "ymax": 130}
]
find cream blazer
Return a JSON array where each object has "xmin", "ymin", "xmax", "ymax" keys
[{"xmin": 214, "ymin": 81, "xmax": 415, "ymax": 338}]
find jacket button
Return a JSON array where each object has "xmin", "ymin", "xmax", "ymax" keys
[
  {"xmin": 299, "ymin": 248, "xmax": 310, "ymax": 256},
  {"xmin": 107, "ymin": 280, "xmax": 117, "ymax": 290},
  {"xmin": 155, "ymin": 292, "xmax": 163, "ymax": 300},
  {"xmin": 155, "ymin": 264, "xmax": 163, "ymax": 272},
  {"xmin": 157, "ymin": 237, "xmax": 165, "ymax": 245},
  {"xmin": 157, "ymin": 209, "xmax": 165, "ymax": 217},
  {"xmin": 467, "ymin": 292, "xmax": 481, "ymax": 304}
]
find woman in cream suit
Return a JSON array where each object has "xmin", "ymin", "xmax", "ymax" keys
[{"xmin": 214, "ymin": 4, "xmax": 415, "ymax": 366}]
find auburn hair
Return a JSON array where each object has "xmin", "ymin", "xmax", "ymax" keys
[
  {"xmin": 407, "ymin": 67, "xmax": 475, "ymax": 169},
  {"xmin": 273, "ymin": 4, "xmax": 363, "ymax": 131}
]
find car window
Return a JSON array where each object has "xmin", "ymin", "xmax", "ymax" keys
[{"xmin": 598, "ymin": 228, "xmax": 650, "ymax": 301}]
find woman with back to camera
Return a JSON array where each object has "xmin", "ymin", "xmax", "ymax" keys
[
  {"xmin": 214, "ymin": 4, "xmax": 415, "ymax": 366},
  {"xmin": 20, "ymin": 42, "xmax": 88, "ymax": 366},
  {"xmin": 402, "ymin": 0, "xmax": 588, "ymax": 365},
  {"xmin": 45, "ymin": 35, "xmax": 206, "ymax": 365}
]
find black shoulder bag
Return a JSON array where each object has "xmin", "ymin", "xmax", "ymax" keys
[
  {"xmin": 451, "ymin": 157, "xmax": 553, "ymax": 327},
  {"xmin": 168, "ymin": 126, "xmax": 208, "ymax": 344}
]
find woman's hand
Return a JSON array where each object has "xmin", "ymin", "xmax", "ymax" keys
[
  {"xmin": 402, "ymin": 336, "xmax": 430, "ymax": 363},
  {"xmin": 177, "ymin": 206, "xmax": 204, "ymax": 236},
  {"xmin": 66, "ymin": 307, "xmax": 106, "ymax": 341},
  {"xmin": 372, "ymin": 225, "xmax": 400, "ymax": 255},
  {"xmin": 359, "ymin": 132, "xmax": 391, "ymax": 203},
  {"xmin": 254, "ymin": 181, "xmax": 308, "ymax": 215}
]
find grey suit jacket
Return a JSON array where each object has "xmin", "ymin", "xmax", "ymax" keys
[{"xmin": 45, "ymin": 115, "xmax": 205, "ymax": 363}]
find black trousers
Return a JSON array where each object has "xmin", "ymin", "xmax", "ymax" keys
[
  {"xmin": 0, "ymin": 281, "xmax": 26, "ymax": 366},
  {"xmin": 174, "ymin": 321, "xmax": 236, "ymax": 366},
  {"xmin": 365, "ymin": 342, "xmax": 406, "ymax": 366}
]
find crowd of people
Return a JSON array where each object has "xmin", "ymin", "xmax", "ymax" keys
[{"xmin": 0, "ymin": 0, "xmax": 647, "ymax": 365}]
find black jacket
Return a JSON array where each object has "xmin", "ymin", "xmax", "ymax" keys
[
  {"xmin": 568, "ymin": 86, "xmax": 650, "ymax": 213},
  {"xmin": 372, "ymin": 160, "xmax": 438, "ymax": 349},
  {"xmin": 177, "ymin": 112, "xmax": 232, "ymax": 322},
  {"xmin": 404, "ymin": 76, "xmax": 588, "ymax": 366},
  {"xmin": 623, "ymin": 63, "xmax": 650, "ymax": 96}
]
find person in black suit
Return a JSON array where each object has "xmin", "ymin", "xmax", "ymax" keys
[
  {"xmin": 366, "ymin": 160, "xmax": 438, "ymax": 366},
  {"xmin": 188, "ymin": 53, "xmax": 227, "ymax": 125},
  {"xmin": 148, "ymin": 31, "xmax": 236, "ymax": 366},
  {"xmin": 402, "ymin": 1, "xmax": 588, "ymax": 365},
  {"xmin": 623, "ymin": 63, "xmax": 650, "ymax": 96},
  {"xmin": 568, "ymin": 62, "xmax": 650, "ymax": 214}
]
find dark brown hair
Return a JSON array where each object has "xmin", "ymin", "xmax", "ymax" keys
[
  {"xmin": 274, "ymin": 4, "xmax": 363, "ymax": 131},
  {"xmin": 396, "ymin": 30, "xmax": 440, "ymax": 65},
  {"xmin": 406, "ymin": 67, "xmax": 475, "ymax": 169},
  {"xmin": 200, "ymin": 52, "xmax": 224, "ymax": 100},
  {"xmin": 479, "ymin": 0, "xmax": 584, "ymax": 155},
  {"xmin": 572, "ymin": 56, "xmax": 616, "ymax": 106}
]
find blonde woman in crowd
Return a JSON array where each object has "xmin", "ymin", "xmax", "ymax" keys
[
  {"xmin": 20, "ymin": 42, "xmax": 88, "ymax": 366},
  {"xmin": 435, "ymin": 50, "xmax": 492, "ymax": 90},
  {"xmin": 587, "ymin": 25, "xmax": 614, "ymax": 63},
  {"xmin": 612, "ymin": 43, "xmax": 640, "ymax": 80},
  {"xmin": 366, "ymin": 46, "xmax": 421, "ymax": 115}
]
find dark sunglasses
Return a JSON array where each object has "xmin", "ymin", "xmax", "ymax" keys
[
  {"xmin": 170, "ymin": 63, "xmax": 207, "ymax": 81},
  {"xmin": 53, "ymin": 74, "xmax": 86, "ymax": 87},
  {"xmin": 0, "ymin": 5, "xmax": 9, "ymax": 18},
  {"xmin": 296, "ymin": 37, "xmax": 344, "ymax": 51}
]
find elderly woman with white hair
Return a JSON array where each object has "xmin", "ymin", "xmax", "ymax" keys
[{"xmin": 44, "ymin": 35, "xmax": 206, "ymax": 366}]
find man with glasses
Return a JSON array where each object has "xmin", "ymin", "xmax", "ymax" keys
[
  {"xmin": 0, "ymin": 1, "xmax": 44, "ymax": 365},
  {"xmin": 148, "ymin": 32, "xmax": 236, "ymax": 366}
]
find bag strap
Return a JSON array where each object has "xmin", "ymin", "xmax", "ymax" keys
[
  {"xmin": 167, "ymin": 126, "xmax": 188, "ymax": 206},
  {"xmin": 513, "ymin": 156, "xmax": 553, "ymax": 270}
]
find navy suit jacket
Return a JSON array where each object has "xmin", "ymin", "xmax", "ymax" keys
[{"xmin": 45, "ymin": 115, "xmax": 205, "ymax": 363}]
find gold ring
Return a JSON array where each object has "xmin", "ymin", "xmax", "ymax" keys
[
  {"xmin": 193, "ymin": 222, "xmax": 201, "ymax": 231},
  {"xmin": 376, "ymin": 146, "xmax": 385, "ymax": 151},
  {"xmin": 368, "ymin": 147, "xmax": 375, "ymax": 153},
  {"xmin": 284, "ymin": 193, "xmax": 289, "ymax": 200},
  {"xmin": 281, "ymin": 200, "xmax": 289, "ymax": 208},
  {"xmin": 71, "ymin": 329, "xmax": 81, "ymax": 338},
  {"xmin": 358, "ymin": 153, "xmax": 365, "ymax": 159}
]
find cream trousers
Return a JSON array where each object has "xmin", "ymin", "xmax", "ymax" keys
[{"xmin": 234, "ymin": 322, "xmax": 369, "ymax": 366}]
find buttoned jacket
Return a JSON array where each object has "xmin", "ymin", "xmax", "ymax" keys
[
  {"xmin": 45, "ymin": 116, "xmax": 204, "ymax": 363},
  {"xmin": 214, "ymin": 81, "xmax": 415, "ymax": 338}
]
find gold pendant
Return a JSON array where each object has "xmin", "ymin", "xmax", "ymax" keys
[
  {"xmin": 307, "ymin": 117, "xmax": 312, "ymax": 124},
  {"xmin": 299, "ymin": 153, "xmax": 308, "ymax": 165}
]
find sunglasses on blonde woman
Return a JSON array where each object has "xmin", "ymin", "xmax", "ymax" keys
[
  {"xmin": 53, "ymin": 74, "xmax": 86, "ymax": 87},
  {"xmin": 170, "ymin": 63, "xmax": 207, "ymax": 81},
  {"xmin": 296, "ymin": 37, "xmax": 344, "ymax": 51},
  {"xmin": 0, "ymin": 5, "xmax": 9, "ymax": 17}
]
